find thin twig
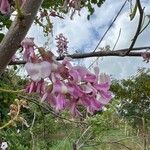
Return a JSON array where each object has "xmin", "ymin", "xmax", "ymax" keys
[
  {"xmin": 30, "ymin": 113, "xmax": 36, "ymax": 150},
  {"xmin": 139, "ymin": 18, "xmax": 150, "ymax": 35},
  {"xmin": 112, "ymin": 28, "xmax": 122, "ymax": 51},
  {"xmin": 93, "ymin": 0, "xmax": 127, "ymax": 52},
  {"xmin": 126, "ymin": 0, "xmax": 144, "ymax": 54},
  {"xmin": 88, "ymin": 57, "xmax": 99, "ymax": 69},
  {"xmin": 76, "ymin": 126, "xmax": 91, "ymax": 145}
]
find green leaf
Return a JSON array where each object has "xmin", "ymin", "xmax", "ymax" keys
[
  {"xmin": 97, "ymin": 0, "xmax": 105, "ymax": 7},
  {"xmin": 91, "ymin": 0, "xmax": 97, "ymax": 4},
  {"xmin": 129, "ymin": 2, "xmax": 138, "ymax": 21},
  {"xmin": 0, "ymin": 33, "xmax": 4, "ymax": 42}
]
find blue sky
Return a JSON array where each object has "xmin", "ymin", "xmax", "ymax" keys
[{"xmin": 28, "ymin": 0, "xmax": 150, "ymax": 79}]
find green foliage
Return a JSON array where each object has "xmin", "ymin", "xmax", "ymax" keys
[
  {"xmin": 111, "ymin": 69, "xmax": 150, "ymax": 128},
  {"xmin": 0, "ymin": 14, "xmax": 12, "ymax": 42},
  {"xmin": 129, "ymin": 2, "xmax": 138, "ymax": 21},
  {"xmin": 42, "ymin": 0, "xmax": 64, "ymax": 10},
  {"xmin": 86, "ymin": 0, "xmax": 105, "ymax": 20},
  {"xmin": 42, "ymin": 0, "xmax": 105, "ymax": 20},
  {"xmin": 0, "ymin": 70, "xmax": 25, "ymax": 122}
]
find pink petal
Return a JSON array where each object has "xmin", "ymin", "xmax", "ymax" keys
[
  {"xmin": 69, "ymin": 69, "xmax": 81, "ymax": 81},
  {"xmin": 100, "ymin": 91, "xmax": 112, "ymax": 104},
  {"xmin": 99, "ymin": 73, "xmax": 111, "ymax": 85},
  {"xmin": 68, "ymin": 99, "xmax": 82, "ymax": 116},
  {"xmin": 55, "ymin": 94, "xmax": 66, "ymax": 111},
  {"xmin": 84, "ymin": 73, "xmax": 97, "ymax": 83},
  {"xmin": 94, "ymin": 82, "xmax": 110, "ymax": 91}
]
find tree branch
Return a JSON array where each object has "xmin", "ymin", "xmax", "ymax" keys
[
  {"xmin": 0, "ymin": 0, "xmax": 44, "ymax": 75},
  {"xmin": 126, "ymin": 0, "xmax": 144, "ymax": 55},
  {"xmin": 9, "ymin": 47, "xmax": 150, "ymax": 65}
]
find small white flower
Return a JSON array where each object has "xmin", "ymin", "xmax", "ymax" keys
[
  {"xmin": 1, "ymin": 142, "xmax": 8, "ymax": 150},
  {"xmin": 17, "ymin": 129, "xmax": 20, "ymax": 133}
]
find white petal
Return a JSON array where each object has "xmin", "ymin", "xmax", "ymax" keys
[
  {"xmin": 25, "ymin": 62, "xmax": 41, "ymax": 81},
  {"xmin": 40, "ymin": 61, "xmax": 51, "ymax": 79}
]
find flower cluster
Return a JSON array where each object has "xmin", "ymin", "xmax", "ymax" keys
[
  {"xmin": 22, "ymin": 37, "xmax": 112, "ymax": 116},
  {"xmin": 141, "ymin": 51, "xmax": 150, "ymax": 63},
  {"xmin": 62, "ymin": 0, "xmax": 82, "ymax": 19},
  {"xmin": 62, "ymin": 0, "xmax": 81, "ymax": 11},
  {"xmin": 55, "ymin": 33, "xmax": 69, "ymax": 56},
  {"xmin": 38, "ymin": 9, "xmax": 64, "ymax": 21}
]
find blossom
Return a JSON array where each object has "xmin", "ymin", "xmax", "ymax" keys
[
  {"xmin": 55, "ymin": 33, "xmax": 69, "ymax": 56},
  {"xmin": 21, "ymin": 38, "xmax": 35, "ymax": 62},
  {"xmin": 93, "ymin": 74, "xmax": 112, "ymax": 104},
  {"xmin": 25, "ymin": 80, "xmax": 45, "ymax": 95},
  {"xmin": 80, "ymin": 96, "xmax": 102, "ymax": 114},
  {"xmin": 54, "ymin": 94, "xmax": 66, "ymax": 111},
  {"xmin": 0, "ymin": 0, "xmax": 10, "ymax": 14},
  {"xmin": 52, "ymin": 80, "xmax": 68, "ymax": 94},
  {"xmin": 0, "ymin": 141, "xmax": 8, "ymax": 150},
  {"xmin": 141, "ymin": 51, "xmax": 150, "ymax": 63},
  {"xmin": 23, "ymin": 38, "xmax": 112, "ymax": 116},
  {"xmin": 25, "ymin": 61, "xmax": 51, "ymax": 81},
  {"xmin": 62, "ymin": 0, "xmax": 81, "ymax": 19},
  {"xmin": 68, "ymin": 65, "xmax": 97, "ymax": 82}
]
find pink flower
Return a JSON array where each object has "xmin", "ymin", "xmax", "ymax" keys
[
  {"xmin": 93, "ymin": 77, "xmax": 112, "ymax": 105},
  {"xmin": 23, "ymin": 37, "xmax": 112, "ymax": 116},
  {"xmin": 80, "ymin": 83, "xmax": 96, "ymax": 94},
  {"xmin": 0, "ymin": 0, "xmax": 10, "ymax": 14},
  {"xmin": 25, "ymin": 80, "xmax": 45, "ymax": 95},
  {"xmin": 98, "ymin": 90, "xmax": 112, "ymax": 104},
  {"xmin": 25, "ymin": 61, "xmax": 51, "ymax": 81},
  {"xmin": 68, "ymin": 65, "xmax": 97, "ymax": 83},
  {"xmin": 52, "ymin": 80, "xmax": 68, "ymax": 94},
  {"xmin": 21, "ymin": 38, "xmax": 35, "ymax": 62},
  {"xmin": 99, "ymin": 73, "xmax": 111, "ymax": 86},
  {"xmin": 54, "ymin": 94, "xmax": 66, "ymax": 111},
  {"xmin": 83, "ymin": 73, "xmax": 97, "ymax": 83},
  {"xmin": 62, "ymin": 0, "xmax": 81, "ymax": 19},
  {"xmin": 55, "ymin": 33, "xmax": 69, "ymax": 56},
  {"xmin": 42, "ymin": 89, "xmax": 66, "ymax": 112},
  {"xmin": 69, "ymin": 69, "xmax": 81, "ymax": 81},
  {"xmin": 80, "ymin": 96, "xmax": 102, "ymax": 114},
  {"xmin": 141, "ymin": 52, "xmax": 150, "ymax": 63},
  {"xmin": 67, "ymin": 82, "xmax": 83, "ymax": 99}
]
